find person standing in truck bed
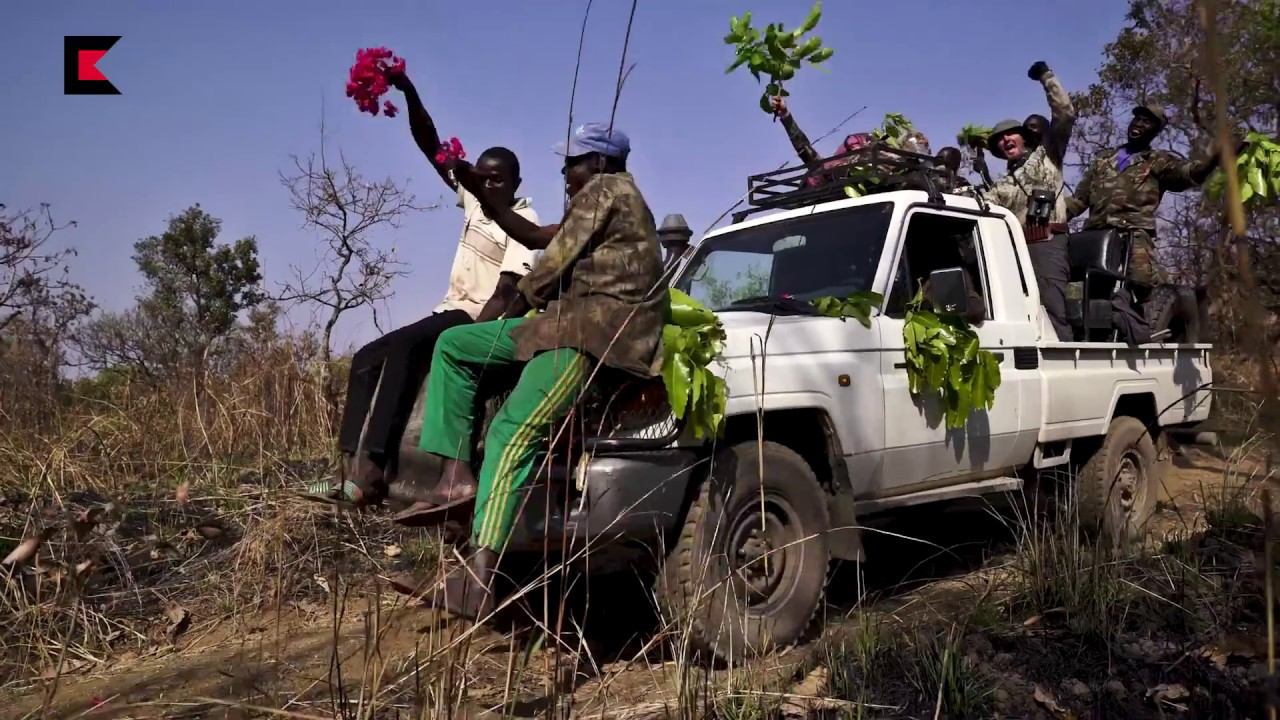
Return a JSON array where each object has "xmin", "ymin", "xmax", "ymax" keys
[
  {"xmin": 980, "ymin": 60, "xmax": 1076, "ymax": 341},
  {"xmin": 1066, "ymin": 103, "xmax": 1227, "ymax": 288}
]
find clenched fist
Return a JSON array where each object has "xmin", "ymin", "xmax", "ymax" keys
[{"xmin": 1027, "ymin": 61, "xmax": 1050, "ymax": 81}]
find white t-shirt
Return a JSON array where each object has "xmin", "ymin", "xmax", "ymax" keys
[{"xmin": 434, "ymin": 185, "xmax": 539, "ymax": 319}]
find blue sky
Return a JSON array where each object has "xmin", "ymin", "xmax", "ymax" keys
[{"xmin": 3, "ymin": 1, "xmax": 1128, "ymax": 350}]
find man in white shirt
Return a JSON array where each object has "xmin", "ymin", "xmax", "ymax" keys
[{"xmin": 307, "ymin": 70, "xmax": 542, "ymax": 508}]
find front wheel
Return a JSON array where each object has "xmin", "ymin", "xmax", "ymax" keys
[{"xmin": 657, "ymin": 441, "xmax": 830, "ymax": 662}]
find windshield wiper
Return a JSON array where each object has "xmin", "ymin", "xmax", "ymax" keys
[{"xmin": 721, "ymin": 295, "xmax": 820, "ymax": 316}]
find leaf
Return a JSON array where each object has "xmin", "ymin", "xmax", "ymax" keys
[
  {"xmin": 691, "ymin": 365, "xmax": 705, "ymax": 411},
  {"xmin": 663, "ymin": 352, "xmax": 694, "ymax": 419},
  {"xmin": 1033, "ymin": 684, "xmax": 1068, "ymax": 716},
  {"xmin": 1247, "ymin": 164, "xmax": 1268, "ymax": 198},
  {"xmin": 808, "ymin": 47, "xmax": 834, "ymax": 64},
  {"xmin": 3, "ymin": 535, "xmax": 44, "ymax": 566},
  {"xmin": 165, "ymin": 603, "xmax": 191, "ymax": 641},
  {"xmin": 843, "ymin": 185, "xmax": 862, "ymax": 198},
  {"xmin": 800, "ymin": 1, "xmax": 822, "ymax": 33}
]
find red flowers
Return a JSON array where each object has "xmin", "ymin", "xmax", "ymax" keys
[
  {"xmin": 346, "ymin": 47, "xmax": 406, "ymax": 117},
  {"xmin": 435, "ymin": 137, "xmax": 466, "ymax": 165}
]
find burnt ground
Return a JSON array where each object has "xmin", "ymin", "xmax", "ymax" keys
[{"xmin": 3, "ymin": 444, "xmax": 1276, "ymax": 719}]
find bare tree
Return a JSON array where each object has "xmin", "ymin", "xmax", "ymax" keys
[
  {"xmin": 278, "ymin": 127, "xmax": 427, "ymax": 407},
  {"xmin": 1, "ymin": 204, "xmax": 93, "ymax": 339}
]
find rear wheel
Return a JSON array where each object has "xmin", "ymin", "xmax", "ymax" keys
[
  {"xmin": 657, "ymin": 441, "xmax": 830, "ymax": 662},
  {"xmin": 1076, "ymin": 416, "xmax": 1160, "ymax": 548}
]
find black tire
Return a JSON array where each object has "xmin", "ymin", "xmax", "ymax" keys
[
  {"xmin": 1076, "ymin": 416, "xmax": 1160, "ymax": 547},
  {"xmin": 657, "ymin": 441, "xmax": 830, "ymax": 661},
  {"xmin": 1144, "ymin": 285, "xmax": 1200, "ymax": 343}
]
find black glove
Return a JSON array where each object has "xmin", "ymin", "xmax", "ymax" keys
[{"xmin": 1028, "ymin": 61, "xmax": 1050, "ymax": 81}]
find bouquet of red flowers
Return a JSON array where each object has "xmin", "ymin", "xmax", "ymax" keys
[
  {"xmin": 346, "ymin": 47, "xmax": 406, "ymax": 117},
  {"xmin": 435, "ymin": 137, "xmax": 466, "ymax": 165}
]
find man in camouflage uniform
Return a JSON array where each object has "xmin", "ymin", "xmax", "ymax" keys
[
  {"xmin": 1066, "ymin": 104, "xmax": 1223, "ymax": 287},
  {"xmin": 980, "ymin": 61, "xmax": 1076, "ymax": 341},
  {"xmin": 389, "ymin": 123, "xmax": 666, "ymax": 621}
]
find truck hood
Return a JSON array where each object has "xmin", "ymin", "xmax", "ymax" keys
[{"xmin": 715, "ymin": 310, "xmax": 880, "ymax": 359}]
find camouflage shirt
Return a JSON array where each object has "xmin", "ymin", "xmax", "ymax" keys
[
  {"xmin": 1066, "ymin": 146, "xmax": 1213, "ymax": 232},
  {"xmin": 513, "ymin": 172, "xmax": 667, "ymax": 378},
  {"xmin": 981, "ymin": 71, "xmax": 1076, "ymax": 225}
]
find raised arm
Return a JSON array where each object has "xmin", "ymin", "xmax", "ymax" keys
[
  {"xmin": 518, "ymin": 177, "xmax": 613, "ymax": 308},
  {"xmin": 452, "ymin": 161, "xmax": 560, "ymax": 251},
  {"xmin": 1029, "ymin": 61, "xmax": 1076, "ymax": 167},
  {"xmin": 1152, "ymin": 145, "xmax": 1225, "ymax": 193},
  {"xmin": 769, "ymin": 97, "xmax": 823, "ymax": 166},
  {"xmin": 388, "ymin": 73, "xmax": 455, "ymax": 191}
]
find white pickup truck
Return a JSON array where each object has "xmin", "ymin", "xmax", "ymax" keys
[{"xmin": 393, "ymin": 177, "xmax": 1213, "ymax": 661}]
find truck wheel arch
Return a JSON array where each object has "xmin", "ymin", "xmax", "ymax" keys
[
  {"xmin": 720, "ymin": 407, "xmax": 863, "ymax": 562},
  {"xmin": 1106, "ymin": 387, "xmax": 1159, "ymax": 430}
]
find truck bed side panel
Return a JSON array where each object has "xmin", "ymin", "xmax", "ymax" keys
[{"xmin": 1037, "ymin": 344, "xmax": 1212, "ymax": 443}]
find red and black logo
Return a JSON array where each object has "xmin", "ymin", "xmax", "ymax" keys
[{"xmin": 64, "ymin": 36, "xmax": 121, "ymax": 95}]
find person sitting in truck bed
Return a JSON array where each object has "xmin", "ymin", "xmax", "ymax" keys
[{"xmin": 386, "ymin": 123, "xmax": 667, "ymax": 622}]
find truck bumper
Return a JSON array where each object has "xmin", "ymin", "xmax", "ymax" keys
[{"xmin": 504, "ymin": 449, "xmax": 700, "ymax": 554}]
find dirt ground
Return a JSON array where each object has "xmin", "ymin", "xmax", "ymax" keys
[{"xmin": 4, "ymin": 443, "xmax": 1273, "ymax": 719}]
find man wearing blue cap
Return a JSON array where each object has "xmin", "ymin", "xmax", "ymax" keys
[{"xmin": 389, "ymin": 122, "xmax": 667, "ymax": 621}]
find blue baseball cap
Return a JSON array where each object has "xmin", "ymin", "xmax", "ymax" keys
[{"xmin": 553, "ymin": 122, "xmax": 631, "ymax": 160}]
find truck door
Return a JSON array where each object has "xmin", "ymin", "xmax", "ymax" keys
[{"xmin": 874, "ymin": 208, "xmax": 1025, "ymax": 496}]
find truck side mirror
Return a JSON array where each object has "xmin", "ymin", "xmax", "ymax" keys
[{"xmin": 926, "ymin": 267, "xmax": 982, "ymax": 322}]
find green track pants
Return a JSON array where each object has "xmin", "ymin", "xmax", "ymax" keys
[{"xmin": 418, "ymin": 318, "xmax": 590, "ymax": 551}]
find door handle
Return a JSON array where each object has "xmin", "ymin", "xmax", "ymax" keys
[{"xmin": 893, "ymin": 362, "xmax": 908, "ymax": 369}]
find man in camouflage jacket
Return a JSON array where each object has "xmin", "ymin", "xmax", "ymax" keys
[
  {"xmin": 1066, "ymin": 103, "xmax": 1223, "ymax": 286},
  {"xmin": 980, "ymin": 60, "xmax": 1076, "ymax": 341},
  {"xmin": 388, "ymin": 123, "xmax": 666, "ymax": 622}
]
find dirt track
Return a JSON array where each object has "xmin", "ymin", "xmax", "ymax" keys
[{"xmin": 6, "ymin": 444, "xmax": 1271, "ymax": 719}]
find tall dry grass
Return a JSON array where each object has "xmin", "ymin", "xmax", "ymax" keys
[{"xmin": 0, "ymin": 329, "xmax": 345, "ymax": 687}]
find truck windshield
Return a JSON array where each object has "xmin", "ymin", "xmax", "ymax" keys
[{"xmin": 675, "ymin": 202, "xmax": 894, "ymax": 311}]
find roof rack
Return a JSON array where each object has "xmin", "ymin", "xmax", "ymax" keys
[{"xmin": 734, "ymin": 143, "xmax": 953, "ymax": 223}]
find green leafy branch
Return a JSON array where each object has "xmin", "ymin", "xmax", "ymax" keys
[
  {"xmin": 811, "ymin": 291, "xmax": 883, "ymax": 327},
  {"xmin": 1205, "ymin": 131, "xmax": 1280, "ymax": 205},
  {"xmin": 841, "ymin": 113, "xmax": 915, "ymax": 198},
  {"xmin": 871, "ymin": 112, "xmax": 916, "ymax": 148},
  {"xmin": 663, "ymin": 289, "xmax": 728, "ymax": 439},
  {"xmin": 956, "ymin": 123, "xmax": 992, "ymax": 149},
  {"xmin": 724, "ymin": 1, "xmax": 834, "ymax": 114},
  {"xmin": 902, "ymin": 290, "xmax": 1001, "ymax": 430}
]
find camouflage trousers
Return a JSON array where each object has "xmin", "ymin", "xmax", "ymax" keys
[{"xmin": 1125, "ymin": 229, "xmax": 1168, "ymax": 287}]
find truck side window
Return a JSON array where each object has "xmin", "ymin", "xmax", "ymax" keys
[{"xmin": 884, "ymin": 213, "xmax": 990, "ymax": 320}]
